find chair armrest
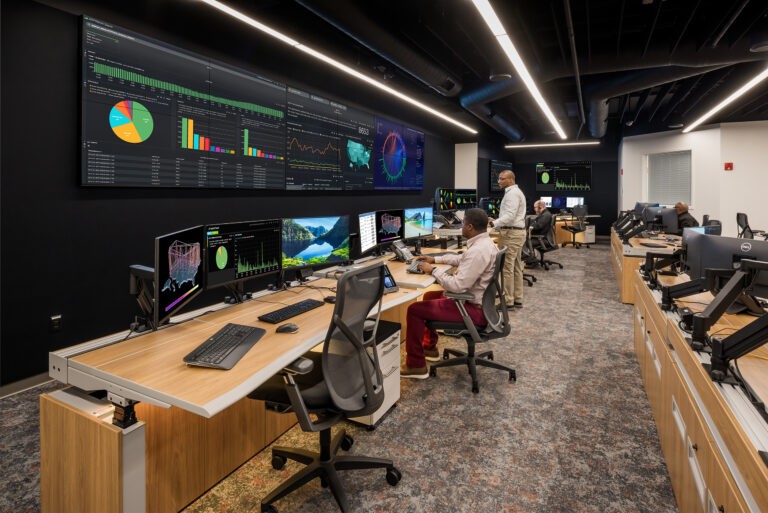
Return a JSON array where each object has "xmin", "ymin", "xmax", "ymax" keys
[
  {"xmin": 444, "ymin": 292, "xmax": 474, "ymax": 301},
  {"xmin": 283, "ymin": 356, "xmax": 313, "ymax": 375}
]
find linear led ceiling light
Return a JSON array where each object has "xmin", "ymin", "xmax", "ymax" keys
[
  {"xmin": 504, "ymin": 141, "xmax": 600, "ymax": 149},
  {"xmin": 683, "ymin": 65, "xmax": 768, "ymax": 133},
  {"xmin": 199, "ymin": 0, "xmax": 477, "ymax": 134},
  {"xmin": 471, "ymin": 0, "xmax": 567, "ymax": 140}
]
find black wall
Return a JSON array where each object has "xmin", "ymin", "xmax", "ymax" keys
[{"xmin": 0, "ymin": 0, "xmax": 459, "ymax": 385}]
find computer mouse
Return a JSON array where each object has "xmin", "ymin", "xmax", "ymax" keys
[
  {"xmin": 276, "ymin": 323, "xmax": 299, "ymax": 334},
  {"xmin": 324, "ymin": 296, "xmax": 336, "ymax": 304}
]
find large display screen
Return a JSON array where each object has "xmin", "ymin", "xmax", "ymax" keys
[
  {"xmin": 536, "ymin": 161, "xmax": 592, "ymax": 192},
  {"xmin": 81, "ymin": 17, "xmax": 424, "ymax": 191},
  {"xmin": 373, "ymin": 117, "xmax": 424, "ymax": 191},
  {"xmin": 82, "ymin": 17, "xmax": 286, "ymax": 188},
  {"xmin": 282, "ymin": 216, "xmax": 350, "ymax": 269},
  {"xmin": 490, "ymin": 160, "xmax": 513, "ymax": 192},
  {"xmin": 438, "ymin": 188, "xmax": 477, "ymax": 211},
  {"xmin": 205, "ymin": 219, "xmax": 281, "ymax": 287},
  {"xmin": 155, "ymin": 225, "xmax": 205, "ymax": 326}
]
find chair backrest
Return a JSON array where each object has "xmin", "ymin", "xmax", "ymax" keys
[
  {"xmin": 546, "ymin": 211, "xmax": 558, "ymax": 247},
  {"xmin": 572, "ymin": 204, "xmax": 588, "ymax": 219},
  {"xmin": 480, "ymin": 248, "xmax": 511, "ymax": 338},
  {"xmin": 736, "ymin": 212, "xmax": 752, "ymax": 238},
  {"xmin": 322, "ymin": 263, "xmax": 386, "ymax": 417}
]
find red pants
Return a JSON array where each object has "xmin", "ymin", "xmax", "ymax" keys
[{"xmin": 405, "ymin": 290, "xmax": 486, "ymax": 368}]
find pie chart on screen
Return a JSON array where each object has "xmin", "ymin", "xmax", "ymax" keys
[{"xmin": 109, "ymin": 100, "xmax": 154, "ymax": 143}]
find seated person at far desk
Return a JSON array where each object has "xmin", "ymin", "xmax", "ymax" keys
[
  {"xmin": 530, "ymin": 200, "xmax": 552, "ymax": 236},
  {"xmin": 675, "ymin": 201, "xmax": 699, "ymax": 233},
  {"xmin": 401, "ymin": 208, "xmax": 499, "ymax": 379}
]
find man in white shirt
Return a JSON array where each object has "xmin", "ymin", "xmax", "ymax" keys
[
  {"xmin": 488, "ymin": 169, "xmax": 526, "ymax": 308},
  {"xmin": 401, "ymin": 208, "xmax": 499, "ymax": 379}
]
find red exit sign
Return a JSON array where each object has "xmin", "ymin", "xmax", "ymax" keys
[{"xmin": 724, "ymin": 162, "xmax": 733, "ymax": 171}]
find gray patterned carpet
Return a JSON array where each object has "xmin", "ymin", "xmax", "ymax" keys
[{"xmin": 0, "ymin": 243, "xmax": 678, "ymax": 513}]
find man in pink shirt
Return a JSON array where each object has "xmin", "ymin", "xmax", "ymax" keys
[{"xmin": 401, "ymin": 208, "xmax": 499, "ymax": 379}]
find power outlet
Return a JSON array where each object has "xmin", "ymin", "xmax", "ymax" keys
[{"xmin": 50, "ymin": 314, "xmax": 62, "ymax": 332}]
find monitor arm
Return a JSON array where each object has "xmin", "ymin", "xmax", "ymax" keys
[
  {"xmin": 621, "ymin": 221, "xmax": 646, "ymax": 242},
  {"xmin": 692, "ymin": 260, "xmax": 768, "ymax": 348},
  {"xmin": 660, "ymin": 277, "xmax": 707, "ymax": 311},
  {"xmin": 129, "ymin": 264, "xmax": 155, "ymax": 331},
  {"xmin": 709, "ymin": 313, "xmax": 768, "ymax": 381},
  {"xmin": 640, "ymin": 249, "xmax": 683, "ymax": 288}
]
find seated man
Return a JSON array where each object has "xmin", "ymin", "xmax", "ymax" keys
[
  {"xmin": 530, "ymin": 199, "xmax": 552, "ymax": 236},
  {"xmin": 675, "ymin": 201, "xmax": 699, "ymax": 233},
  {"xmin": 401, "ymin": 208, "xmax": 499, "ymax": 379}
]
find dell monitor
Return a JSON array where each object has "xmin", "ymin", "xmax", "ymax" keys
[
  {"xmin": 154, "ymin": 225, "xmax": 205, "ymax": 327},
  {"xmin": 404, "ymin": 207, "xmax": 433, "ymax": 239},
  {"xmin": 282, "ymin": 216, "xmax": 350, "ymax": 270},
  {"xmin": 375, "ymin": 209, "xmax": 405, "ymax": 245},
  {"xmin": 205, "ymin": 219, "xmax": 281, "ymax": 288},
  {"xmin": 566, "ymin": 197, "xmax": 584, "ymax": 208},
  {"xmin": 358, "ymin": 211, "xmax": 378, "ymax": 256}
]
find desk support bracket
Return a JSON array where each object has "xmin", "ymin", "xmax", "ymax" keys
[{"xmin": 109, "ymin": 392, "xmax": 138, "ymax": 428}]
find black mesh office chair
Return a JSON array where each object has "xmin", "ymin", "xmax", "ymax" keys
[
  {"xmin": 530, "ymin": 213, "xmax": 563, "ymax": 270},
  {"xmin": 248, "ymin": 262, "xmax": 401, "ymax": 513},
  {"xmin": 520, "ymin": 216, "xmax": 537, "ymax": 286},
  {"xmin": 426, "ymin": 248, "xmax": 516, "ymax": 393},
  {"xmin": 736, "ymin": 212, "xmax": 766, "ymax": 240},
  {"xmin": 561, "ymin": 205, "xmax": 590, "ymax": 248}
]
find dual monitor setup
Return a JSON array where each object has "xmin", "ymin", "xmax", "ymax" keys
[
  {"xmin": 142, "ymin": 207, "xmax": 435, "ymax": 330},
  {"xmin": 615, "ymin": 201, "xmax": 678, "ymax": 240}
]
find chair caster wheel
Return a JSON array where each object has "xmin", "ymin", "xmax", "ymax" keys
[
  {"xmin": 429, "ymin": 367, "xmax": 437, "ymax": 377},
  {"xmin": 386, "ymin": 467, "xmax": 402, "ymax": 486},
  {"xmin": 340, "ymin": 434, "xmax": 354, "ymax": 451},
  {"xmin": 472, "ymin": 382, "xmax": 479, "ymax": 394},
  {"xmin": 442, "ymin": 352, "xmax": 449, "ymax": 360},
  {"xmin": 486, "ymin": 352, "xmax": 494, "ymax": 361},
  {"xmin": 271, "ymin": 455, "xmax": 286, "ymax": 470},
  {"xmin": 509, "ymin": 371, "xmax": 517, "ymax": 382},
  {"xmin": 262, "ymin": 504, "xmax": 278, "ymax": 513}
]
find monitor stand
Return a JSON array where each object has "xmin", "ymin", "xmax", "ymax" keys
[{"xmin": 412, "ymin": 239, "xmax": 422, "ymax": 256}]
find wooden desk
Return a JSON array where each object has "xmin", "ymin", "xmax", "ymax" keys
[
  {"xmin": 610, "ymin": 228, "xmax": 680, "ymax": 304},
  {"xmin": 42, "ymin": 273, "xmax": 423, "ymax": 513},
  {"xmin": 632, "ymin": 271, "xmax": 768, "ymax": 512}
]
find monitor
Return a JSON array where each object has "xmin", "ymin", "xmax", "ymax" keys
[
  {"xmin": 551, "ymin": 196, "xmax": 567, "ymax": 210},
  {"xmin": 657, "ymin": 207, "xmax": 679, "ymax": 234},
  {"xmin": 566, "ymin": 197, "xmax": 584, "ymax": 208},
  {"xmin": 282, "ymin": 216, "xmax": 350, "ymax": 269},
  {"xmin": 358, "ymin": 211, "xmax": 378, "ymax": 254},
  {"xmin": 154, "ymin": 225, "xmax": 205, "ymax": 326},
  {"xmin": 686, "ymin": 225, "xmax": 722, "ymax": 236},
  {"xmin": 205, "ymin": 219, "xmax": 281, "ymax": 288},
  {"xmin": 535, "ymin": 161, "xmax": 591, "ymax": 192},
  {"xmin": 634, "ymin": 202, "xmax": 659, "ymax": 215},
  {"xmin": 375, "ymin": 209, "xmax": 405, "ymax": 244},
  {"xmin": 490, "ymin": 160, "xmax": 513, "ymax": 192},
  {"xmin": 373, "ymin": 117, "xmax": 424, "ymax": 191},
  {"xmin": 685, "ymin": 231, "xmax": 768, "ymax": 299},
  {"xmin": 479, "ymin": 197, "xmax": 501, "ymax": 218},
  {"xmin": 540, "ymin": 196, "xmax": 552, "ymax": 208},
  {"xmin": 404, "ymin": 207, "xmax": 433, "ymax": 239},
  {"xmin": 642, "ymin": 206, "xmax": 664, "ymax": 223},
  {"xmin": 437, "ymin": 188, "xmax": 477, "ymax": 211}
]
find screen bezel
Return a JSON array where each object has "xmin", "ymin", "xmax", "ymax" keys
[
  {"xmin": 281, "ymin": 215, "xmax": 351, "ymax": 271},
  {"xmin": 154, "ymin": 225, "xmax": 205, "ymax": 327}
]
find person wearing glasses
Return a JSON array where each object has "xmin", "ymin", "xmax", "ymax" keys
[{"xmin": 488, "ymin": 169, "xmax": 526, "ymax": 308}]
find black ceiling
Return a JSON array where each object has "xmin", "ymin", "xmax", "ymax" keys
[
  {"xmin": 224, "ymin": 0, "xmax": 768, "ymax": 142},
  {"xmin": 77, "ymin": 0, "xmax": 768, "ymax": 143}
]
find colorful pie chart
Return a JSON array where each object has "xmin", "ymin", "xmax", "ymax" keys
[
  {"xmin": 215, "ymin": 246, "xmax": 228, "ymax": 270},
  {"xmin": 540, "ymin": 171, "xmax": 551, "ymax": 184},
  {"xmin": 109, "ymin": 100, "xmax": 154, "ymax": 143}
]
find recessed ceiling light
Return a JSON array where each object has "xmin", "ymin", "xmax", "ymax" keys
[
  {"xmin": 504, "ymin": 141, "xmax": 600, "ymax": 149},
  {"xmin": 668, "ymin": 123, "xmax": 684, "ymax": 129}
]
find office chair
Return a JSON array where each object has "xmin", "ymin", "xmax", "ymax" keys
[
  {"xmin": 703, "ymin": 218, "xmax": 722, "ymax": 236},
  {"xmin": 561, "ymin": 205, "xmax": 590, "ymax": 248},
  {"xmin": 530, "ymin": 214, "xmax": 563, "ymax": 270},
  {"xmin": 736, "ymin": 212, "xmax": 766, "ymax": 240},
  {"xmin": 426, "ymin": 248, "xmax": 516, "ymax": 393},
  {"xmin": 520, "ymin": 216, "xmax": 537, "ymax": 286},
  {"xmin": 248, "ymin": 262, "xmax": 401, "ymax": 513}
]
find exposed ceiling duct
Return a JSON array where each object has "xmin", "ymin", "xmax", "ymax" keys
[{"xmin": 295, "ymin": 0, "xmax": 463, "ymax": 97}]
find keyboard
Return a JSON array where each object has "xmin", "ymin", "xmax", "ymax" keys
[
  {"xmin": 640, "ymin": 242, "xmax": 668, "ymax": 248},
  {"xmin": 183, "ymin": 323, "xmax": 266, "ymax": 370},
  {"xmin": 257, "ymin": 298, "xmax": 325, "ymax": 324},
  {"xmin": 406, "ymin": 261, "xmax": 425, "ymax": 274}
]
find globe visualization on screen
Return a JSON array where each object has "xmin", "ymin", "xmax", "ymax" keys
[
  {"xmin": 540, "ymin": 171, "xmax": 551, "ymax": 184},
  {"xmin": 379, "ymin": 131, "xmax": 406, "ymax": 183}
]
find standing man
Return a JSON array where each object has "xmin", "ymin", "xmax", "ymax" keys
[{"xmin": 488, "ymin": 170, "xmax": 526, "ymax": 308}]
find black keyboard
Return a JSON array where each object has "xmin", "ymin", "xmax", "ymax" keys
[
  {"xmin": 406, "ymin": 261, "xmax": 425, "ymax": 274},
  {"xmin": 258, "ymin": 298, "xmax": 324, "ymax": 324},
  {"xmin": 183, "ymin": 323, "xmax": 266, "ymax": 370}
]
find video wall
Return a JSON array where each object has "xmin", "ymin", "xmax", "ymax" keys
[
  {"xmin": 490, "ymin": 159, "xmax": 513, "ymax": 193},
  {"xmin": 80, "ymin": 17, "xmax": 424, "ymax": 191},
  {"xmin": 535, "ymin": 161, "xmax": 591, "ymax": 192}
]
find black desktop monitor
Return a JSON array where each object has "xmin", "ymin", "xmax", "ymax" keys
[
  {"xmin": 642, "ymin": 206, "xmax": 664, "ymax": 223},
  {"xmin": 685, "ymin": 231, "xmax": 768, "ymax": 299},
  {"xmin": 205, "ymin": 219, "xmax": 281, "ymax": 288},
  {"xmin": 358, "ymin": 211, "xmax": 378, "ymax": 255},
  {"xmin": 154, "ymin": 225, "xmax": 205, "ymax": 327},
  {"xmin": 282, "ymin": 216, "xmax": 350, "ymax": 270},
  {"xmin": 634, "ymin": 202, "xmax": 659, "ymax": 215},
  {"xmin": 375, "ymin": 209, "xmax": 405, "ymax": 244},
  {"xmin": 657, "ymin": 207, "xmax": 679, "ymax": 234},
  {"xmin": 479, "ymin": 197, "xmax": 502, "ymax": 218},
  {"xmin": 551, "ymin": 196, "xmax": 567, "ymax": 210},
  {"xmin": 403, "ymin": 207, "xmax": 433, "ymax": 239},
  {"xmin": 437, "ymin": 187, "xmax": 477, "ymax": 211}
]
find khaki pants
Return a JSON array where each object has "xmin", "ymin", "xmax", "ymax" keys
[{"xmin": 497, "ymin": 228, "xmax": 526, "ymax": 304}]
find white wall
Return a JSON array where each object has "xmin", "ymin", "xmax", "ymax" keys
[
  {"xmin": 454, "ymin": 143, "xmax": 478, "ymax": 188},
  {"xmin": 620, "ymin": 127, "xmax": 721, "ymax": 227},
  {"xmin": 720, "ymin": 121, "xmax": 768, "ymax": 237}
]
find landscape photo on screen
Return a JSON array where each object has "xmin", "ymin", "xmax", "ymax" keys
[{"xmin": 282, "ymin": 216, "xmax": 350, "ymax": 268}]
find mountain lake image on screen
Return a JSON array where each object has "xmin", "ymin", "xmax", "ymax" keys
[{"xmin": 282, "ymin": 216, "xmax": 350, "ymax": 269}]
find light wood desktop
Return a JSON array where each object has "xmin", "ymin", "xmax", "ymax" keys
[
  {"xmin": 41, "ymin": 255, "xmax": 456, "ymax": 513},
  {"xmin": 632, "ymin": 270, "xmax": 768, "ymax": 512},
  {"xmin": 610, "ymin": 228, "xmax": 681, "ymax": 304}
]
